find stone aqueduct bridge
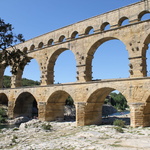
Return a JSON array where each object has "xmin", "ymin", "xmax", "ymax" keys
[{"xmin": 0, "ymin": 0, "xmax": 150, "ymax": 127}]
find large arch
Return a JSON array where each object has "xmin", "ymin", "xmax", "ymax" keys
[
  {"xmin": 47, "ymin": 48, "xmax": 76, "ymax": 84},
  {"xmin": 84, "ymin": 87, "xmax": 129, "ymax": 125},
  {"xmin": 22, "ymin": 58, "xmax": 41, "ymax": 84},
  {"xmin": 45, "ymin": 90, "xmax": 75, "ymax": 121},
  {"xmin": 13, "ymin": 92, "xmax": 38, "ymax": 118},
  {"xmin": 86, "ymin": 37, "xmax": 129, "ymax": 80}
]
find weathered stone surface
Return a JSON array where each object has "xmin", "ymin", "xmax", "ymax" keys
[{"xmin": 0, "ymin": 0, "xmax": 150, "ymax": 128}]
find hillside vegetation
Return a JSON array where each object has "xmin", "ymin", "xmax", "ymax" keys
[{"xmin": 3, "ymin": 75, "xmax": 40, "ymax": 88}]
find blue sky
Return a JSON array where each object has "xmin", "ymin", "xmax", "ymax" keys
[{"xmin": 1, "ymin": 0, "xmax": 149, "ymax": 83}]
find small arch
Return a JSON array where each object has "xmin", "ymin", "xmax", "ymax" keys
[
  {"xmin": 118, "ymin": 17, "xmax": 129, "ymax": 26},
  {"xmin": 23, "ymin": 47, "xmax": 28, "ymax": 53},
  {"xmin": 100, "ymin": 22, "xmax": 110, "ymax": 31},
  {"xmin": 85, "ymin": 26, "xmax": 94, "ymax": 35},
  {"xmin": 59, "ymin": 35, "xmax": 66, "ymax": 42},
  {"xmin": 138, "ymin": 10, "xmax": 150, "ymax": 21},
  {"xmin": 47, "ymin": 39, "xmax": 54, "ymax": 46},
  {"xmin": 14, "ymin": 92, "xmax": 38, "ymax": 118},
  {"xmin": 71, "ymin": 31, "xmax": 79, "ymax": 39},
  {"xmin": 29, "ymin": 44, "xmax": 35, "ymax": 51},
  {"xmin": 38, "ymin": 42, "xmax": 44, "ymax": 49}
]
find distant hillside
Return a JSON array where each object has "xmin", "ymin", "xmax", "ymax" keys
[{"xmin": 3, "ymin": 75, "xmax": 40, "ymax": 88}]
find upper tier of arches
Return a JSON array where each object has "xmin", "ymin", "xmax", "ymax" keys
[{"xmin": 14, "ymin": 0, "xmax": 150, "ymax": 53}]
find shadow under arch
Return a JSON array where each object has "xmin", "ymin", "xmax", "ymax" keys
[
  {"xmin": 86, "ymin": 37, "xmax": 129, "ymax": 81},
  {"xmin": 0, "ymin": 93, "xmax": 8, "ymax": 106},
  {"xmin": 45, "ymin": 90, "xmax": 75, "ymax": 122},
  {"xmin": 47, "ymin": 48, "xmax": 76, "ymax": 84},
  {"xmin": 13, "ymin": 92, "xmax": 38, "ymax": 118},
  {"xmin": 84, "ymin": 87, "xmax": 129, "ymax": 126}
]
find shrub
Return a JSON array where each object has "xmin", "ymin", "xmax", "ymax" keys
[
  {"xmin": 114, "ymin": 126, "xmax": 124, "ymax": 133},
  {"xmin": 41, "ymin": 124, "xmax": 52, "ymax": 131},
  {"xmin": 113, "ymin": 119, "xmax": 125, "ymax": 128}
]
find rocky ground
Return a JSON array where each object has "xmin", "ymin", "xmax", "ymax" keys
[{"xmin": 0, "ymin": 116, "xmax": 150, "ymax": 150}]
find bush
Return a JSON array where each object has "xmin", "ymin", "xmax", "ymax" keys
[
  {"xmin": 0, "ymin": 108, "xmax": 6, "ymax": 116},
  {"xmin": 41, "ymin": 124, "xmax": 52, "ymax": 131},
  {"xmin": 114, "ymin": 126, "xmax": 124, "ymax": 133},
  {"xmin": 113, "ymin": 119, "xmax": 125, "ymax": 128}
]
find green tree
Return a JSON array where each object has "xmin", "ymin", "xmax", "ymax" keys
[{"xmin": 0, "ymin": 18, "xmax": 30, "ymax": 75}]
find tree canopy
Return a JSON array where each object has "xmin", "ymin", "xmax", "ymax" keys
[{"xmin": 0, "ymin": 18, "xmax": 30, "ymax": 74}]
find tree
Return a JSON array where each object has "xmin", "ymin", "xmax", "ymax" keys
[{"xmin": 0, "ymin": 18, "xmax": 30, "ymax": 74}]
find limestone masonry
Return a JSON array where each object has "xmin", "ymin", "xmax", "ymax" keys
[{"xmin": 0, "ymin": 0, "xmax": 150, "ymax": 127}]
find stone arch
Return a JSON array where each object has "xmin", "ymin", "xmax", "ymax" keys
[
  {"xmin": 45, "ymin": 90, "xmax": 75, "ymax": 121},
  {"xmin": 0, "ymin": 93, "xmax": 8, "ymax": 106},
  {"xmin": 85, "ymin": 26, "xmax": 94, "ymax": 35},
  {"xmin": 118, "ymin": 16, "xmax": 129, "ymax": 26},
  {"xmin": 58, "ymin": 35, "xmax": 66, "ymax": 42},
  {"xmin": 47, "ymin": 39, "xmax": 54, "ymax": 46},
  {"xmin": 71, "ymin": 31, "xmax": 79, "ymax": 39},
  {"xmin": 29, "ymin": 44, "xmax": 35, "ymax": 51},
  {"xmin": 23, "ymin": 47, "xmax": 28, "ymax": 53},
  {"xmin": 13, "ymin": 92, "xmax": 38, "ymax": 118},
  {"xmin": 138, "ymin": 10, "xmax": 150, "ymax": 21},
  {"xmin": 38, "ymin": 42, "xmax": 44, "ymax": 49},
  {"xmin": 85, "ymin": 37, "xmax": 128, "ymax": 81},
  {"xmin": 22, "ymin": 57, "xmax": 41, "ymax": 84},
  {"xmin": 47, "ymin": 48, "xmax": 76, "ymax": 84},
  {"xmin": 100, "ymin": 22, "xmax": 110, "ymax": 31},
  {"xmin": 84, "ymin": 87, "xmax": 129, "ymax": 125}
]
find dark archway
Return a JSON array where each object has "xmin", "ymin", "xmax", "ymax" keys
[
  {"xmin": 14, "ymin": 92, "xmax": 38, "ymax": 118},
  {"xmin": 0, "ymin": 93, "xmax": 8, "ymax": 106}
]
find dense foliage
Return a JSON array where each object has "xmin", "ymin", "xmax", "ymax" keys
[
  {"xmin": 3, "ymin": 75, "xmax": 40, "ymax": 88},
  {"xmin": 105, "ymin": 92, "xmax": 128, "ymax": 111},
  {"xmin": 0, "ymin": 108, "xmax": 7, "ymax": 123},
  {"xmin": 0, "ymin": 18, "xmax": 30, "ymax": 74}
]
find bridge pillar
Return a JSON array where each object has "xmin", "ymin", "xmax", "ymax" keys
[
  {"xmin": 75, "ymin": 102, "xmax": 86, "ymax": 126},
  {"xmin": 38, "ymin": 102, "xmax": 47, "ymax": 121},
  {"xmin": 8, "ymin": 101, "xmax": 15, "ymax": 119},
  {"xmin": 129, "ymin": 102, "xmax": 145, "ymax": 127},
  {"xmin": 0, "ymin": 64, "xmax": 5, "ymax": 88}
]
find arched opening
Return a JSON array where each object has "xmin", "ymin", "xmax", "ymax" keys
[
  {"xmin": 85, "ymin": 26, "xmax": 94, "ymax": 35},
  {"xmin": 85, "ymin": 88, "xmax": 130, "ymax": 126},
  {"xmin": 146, "ymin": 44, "xmax": 150, "ymax": 76},
  {"xmin": 59, "ymin": 35, "xmax": 66, "ymax": 42},
  {"xmin": 101, "ymin": 22, "xmax": 110, "ymax": 31},
  {"xmin": 29, "ymin": 44, "xmax": 35, "ymax": 51},
  {"xmin": 38, "ymin": 42, "xmax": 44, "ymax": 49},
  {"xmin": 23, "ymin": 47, "xmax": 28, "ymax": 53},
  {"xmin": 45, "ymin": 91, "xmax": 75, "ymax": 122},
  {"xmin": 138, "ymin": 11, "xmax": 150, "ymax": 21},
  {"xmin": 22, "ymin": 59, "xmax": 40, "ymax": 86},
  {"xmin": 91, "ymin": 39, "xmax": 129, "ymax": 80},
  {"xmin": 47, "ymin": 39, "xmax": 54, "ymax": 46},
  {"xmin": 71, "ymin": 31, "xmax": 79, "ymax": 39},
  {"xmin": 0, "ymin": 93, "xmax": 8, "ymax": 106},
  {"xmin": 49, "ymin": 49, "xmax": 76, "ymax": 84},
  {"xmin": 14, "ymin": 92, "xmax": 38, "ymax": 118},
  {"xmin": 118, "ymin": 17, "xmax": 129, "ymax": 26}
]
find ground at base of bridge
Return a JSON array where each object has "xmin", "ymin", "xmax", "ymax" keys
[{"xmin": 0, "ymin": 119, "xmax": 150, "ymax": 150}]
